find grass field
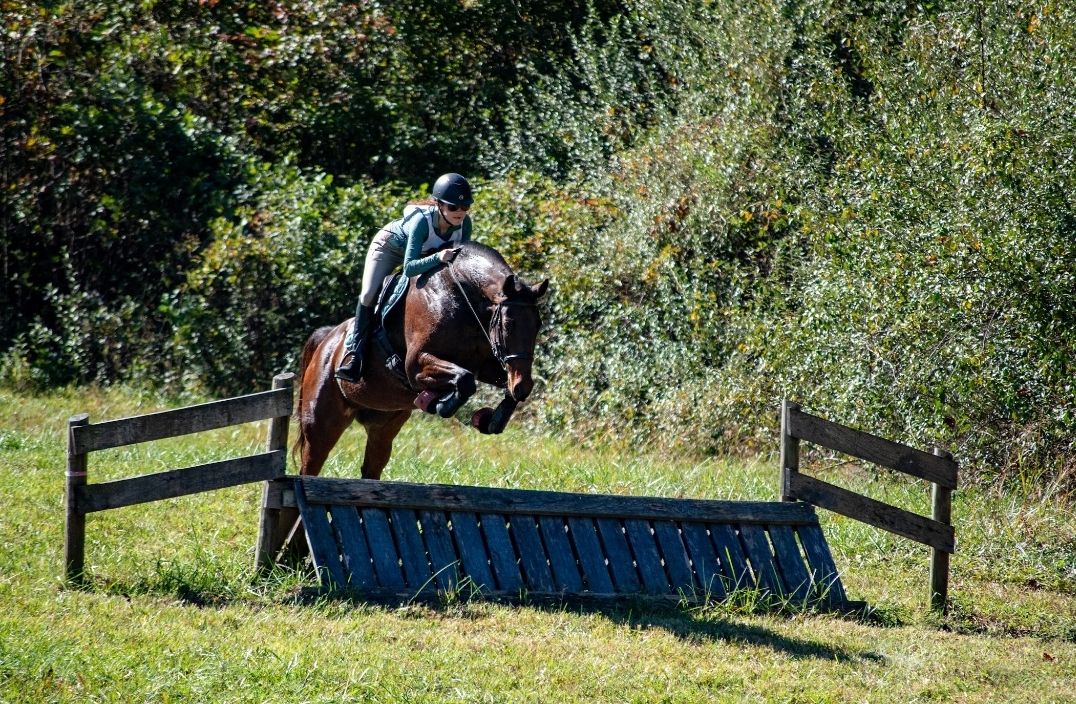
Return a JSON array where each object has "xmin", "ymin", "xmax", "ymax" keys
[{"xmin": 1, "ymin": 385, "xmax": 1074, "ymax": 702}]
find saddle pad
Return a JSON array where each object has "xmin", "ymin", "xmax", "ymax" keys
[{"xmin": 375, "ymin": 271, "xmax": 405, "ymax": 325}]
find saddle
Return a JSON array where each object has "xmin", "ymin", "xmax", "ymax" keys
[
  {"xmin": 371, "ymin": 272, "xmax": 409, "ymax": 382},
  {"xmin": 375, "ymin": 271, "xmax": 405, "ymax": 324}
]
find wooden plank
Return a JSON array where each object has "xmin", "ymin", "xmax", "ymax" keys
[
  {"xmin": 510, "ymin": 515, "xmax": 556, "ymax": 593},
  {"xmin": 360, "ymin": 508, "xmax": 405, "ymax": 590},
  {"xmin": 480, "ymin": 514, "xmax": 524, "ymax": 593},
  {"xmin": 768, "ymin": 525, "xmax": 812, "ymax": 602},
  {"xmin": 788, "ymin": 473, "xmax": 955, "ymax": 552},
  {"xmin": 538, "ymin": 517, "xmax": 584, "ymax": 593},
  {"xmin": 256, "ymin": 478, "xmax": 292, "ymax": 572},
  {"xmin": 65, "ymin": 414, "xmax": 90, "ymax": 584},
  {"xmin": 653, "ymin": 522, "xmax": 696, "ymax": 596},
  {"xmin": 931, "ymin": 480, "xmax": 953, "ymax": 613},
  {"xmin": 256, "ymin": 373, "xmax": 294, "ymax": 570},
  {"xmin": 797, "ymin": 523, "xmax": 848, "ymax": 604},
  {"xmin": 71, "ymin": 388, "xmax": 293, "ymax": 454},
  {"xmin": 419, "ymin": 511, "xmax": 459, "ymax": 592},
  {"xmin": 739, "ymin": 525, "xmax": 781, "ymax": 595},
  {"xmin": 788, "ymin": 408, "xmax": 957, "ymax": 489},
  {"xmin": 680, "ymin": 523, "xmax": 726, "ymax": 599},
  {"xmin": 450, "ymin": 512, "xmax": 496, "ymax": 592},
  {"xmin": 299, "ymin": 477, "xmax": 818, "ymax": 525},
  {"xmin": 390, "ymin": 509, "xmax": 432, "ymax": 590},
  {"xmin": 709, "ymin": 524, "xmax": 753, "ymax": 590},
  {"xmin": 76, "ymin": 451, "xmax": 285, "ymax": 513},
  {"xmin": 780, "ymin": 400, "xmax": 800, "ymax": 502},
  {"xmin": 566, "ymin": 517, "xmax": 615, "ymax": 594},
  {"xmin": 294, "ymin": 486, "xmax": 348, "ymax": 588},
  {"xmin": 596, "ymin": 519, "xmax": 641, "ymax": 593},
  {"xmin": 327, "ymin": 505, "xmax": 377, "ymax": 589},
  {"xmin": 624, "ymin": 520, "xmax": 670, "ymax": 595}
]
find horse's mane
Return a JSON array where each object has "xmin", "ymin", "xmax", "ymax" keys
[
  {"xmin": 444, "ymin": 241, "xmax": 516, "ymax": 305},
  {"xmin": 457, "ymin": 241, "xmax": 511, "ymax": 271}
]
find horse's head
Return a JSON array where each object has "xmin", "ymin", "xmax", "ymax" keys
[{"xmin": 492, "ymin": 273, "xmax": 549, "ymax": 402}]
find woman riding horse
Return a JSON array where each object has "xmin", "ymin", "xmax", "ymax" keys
[
  {"xmin": 336, "ymin": 172, "xmax": 474, "ymax": 382},
  {"xmin": 296, "ymin": 176, "xmax": 548, "ymax": 479}
]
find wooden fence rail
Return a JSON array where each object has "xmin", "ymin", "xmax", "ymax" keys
[
  {"xmin": 780, "ymin": 400, "xmax": 958, "ymax": 612},
  {"xmin": 64, "ymin": 373, "xmax": 295, "ymax": 583}
]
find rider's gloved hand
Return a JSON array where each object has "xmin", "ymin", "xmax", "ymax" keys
[{"xmin": 438, "ymin": 247, "xmax": 460, "ymax": 264}]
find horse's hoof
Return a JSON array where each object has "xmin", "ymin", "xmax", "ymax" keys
[
  {"xmin": 415, "ymin": 390, "xmax": 439, "ymax": 413},
  {"xmin": 435, "ymin": 393, "xmax": 460, "ymax": 418},
  {"xmin": 471, "ymin": 407, "xmax": 495, "ymax": 433}
]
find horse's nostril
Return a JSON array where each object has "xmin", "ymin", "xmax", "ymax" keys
[{"xmin": 509, "ymin": 376, "xmax": 533, "ymax": 402}]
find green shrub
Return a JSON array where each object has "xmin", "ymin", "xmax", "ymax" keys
[
  {"xmin": 0, "ymin": 0, "xmax": 625, "ymax": 387},
  {"xmin": 169, "ymin": 163, "xmax": 410, "ymax": 395},
  {"xmin": 522, "ymin": 0, "xmax": 1076, "ymax": 488}
]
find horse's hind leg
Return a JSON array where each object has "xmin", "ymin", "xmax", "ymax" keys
[
  {"xmin": 299, "ymin": 396, "xmax": 356, "ymax": 477},
  {"xmin": 357, "ymin": 410, "xmax": 412, "ymax": 479}
]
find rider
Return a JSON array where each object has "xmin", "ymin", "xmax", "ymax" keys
[{"xmin": 335, "ymin": 172, "xmax": 474, "ymax": 382}]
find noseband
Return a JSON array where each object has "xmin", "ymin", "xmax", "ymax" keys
[
  {"xmin": 488, "ymin": 301, "xmax": 536, "ymax": 367},
  {"xmin": 448, "ymin": 266, "xmax": 536, "ymax": 370}
]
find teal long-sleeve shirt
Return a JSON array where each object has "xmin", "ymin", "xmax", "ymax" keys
[{"xmin": 383, "ymin": 204, "xmax": 473, "ymax": 277}]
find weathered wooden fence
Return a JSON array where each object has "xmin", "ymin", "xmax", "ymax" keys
[
  {"xmin": 63, "ymin": 385, "xmax": 957, "ymax": 613},
  {"xmin": 780, "ymin": 400, "xmax": 958, "ymax": 612},
  {"xmin": 64, "ymin": 373, "xmax": 295, "ymax": 583},
  {"xmin": 273, "ymin": 475, "xmax": 853, "ymax": 607}
]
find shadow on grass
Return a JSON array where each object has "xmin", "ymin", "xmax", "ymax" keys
[
  {"xmin": 938, "ymin": 596, "xmax": 1076, "ymax": 643},
  {"xmin": 601, "ymin": 609, "xmax": 886, "ymax": 663},
  {"xmin": 289, "ymin": 585, "xmax": 890, "ymax": 664},
  {"xmin": 71, "ymin": 559, "xmax": 899, "ymax": 662}
]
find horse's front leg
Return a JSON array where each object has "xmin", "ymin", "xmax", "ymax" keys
[
  {"xmin": 471, "ymin": 395, "xmax": 518, "ymax": 435},
  {"xmin": 411, "ymin": 352, "xmax": 477, "ymax": 418}
]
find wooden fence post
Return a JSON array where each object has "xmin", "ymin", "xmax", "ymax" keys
[
  {"xmin": 780, "ymin": 400, "xmax": 800, "ymax": 502},
  {"xmin": 65, "ymin": 414, "xmax": 90, "ymax": 584},
  {"xmin": 255, "ymin": 372, "xmax": 295, "ymax": 571},
  {"xmin": 930, "ymin": 446, "xmax": 954, "ymax": 613}
]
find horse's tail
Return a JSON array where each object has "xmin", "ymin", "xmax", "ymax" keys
[{"xmin": 293, "ymin": 325, "xmax": 335, "ymax": 470}]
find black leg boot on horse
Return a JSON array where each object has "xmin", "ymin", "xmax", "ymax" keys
[{"xmin": 335, "ymin": 303, "xmax": 374, "ymax": 383}]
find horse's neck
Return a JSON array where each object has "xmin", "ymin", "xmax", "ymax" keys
[{"xmin": 455, "ymin": 260, "xmax": 507, "ymax": 311}]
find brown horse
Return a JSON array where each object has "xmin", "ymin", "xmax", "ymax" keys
[{"xmin": 295, "ymin": 241, "xmax": 549, "ymax": 478}]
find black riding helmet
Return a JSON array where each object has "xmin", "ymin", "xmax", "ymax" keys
[{"xmin": 431, "ymin": 172, "xmax": 473, "ymax": 207}]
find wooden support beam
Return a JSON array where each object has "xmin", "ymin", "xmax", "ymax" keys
[
  {"xmin": 780, "ymin": 400, "xmax": 800, "ymax": 502},
  {"xmin": 256, "ymin": 373, "xmax": 295, "ymax": 571},
  {"xmin": 64, "ymin": 414, "xmax": 90, "ymax": 585},
  {"xmin": 930, "ymin": 447, "xmax": 954, "ymax": 613},
  {"xmin": 298, "ymin": 476, "xmax": 821, "ymax": 526}
]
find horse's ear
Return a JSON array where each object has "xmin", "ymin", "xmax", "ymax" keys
[
  {"xmin": 502, "ymin": 274, "xmax": 518, "ymax": 298},
  {"xmin": 532, "ymin": 279, "xmax": 550, "ymax": 299}
]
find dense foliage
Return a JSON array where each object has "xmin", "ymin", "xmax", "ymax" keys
[{"xmin": 3, "ymin": 0, "xmax": 1074, "ymax": 488}]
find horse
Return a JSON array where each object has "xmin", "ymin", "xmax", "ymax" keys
[{"xmin": 295, "ymin": 241, "xmax": 549, "ymax": 479}]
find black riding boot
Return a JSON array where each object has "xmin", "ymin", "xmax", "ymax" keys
[{"xmin": 335, "ymin": 304, "xmax": 374, "ymax": 382}]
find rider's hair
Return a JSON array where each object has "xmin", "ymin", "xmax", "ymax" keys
[{"xmin": 408, "ymin": 197, "xmax": 439, "ymax": 207}]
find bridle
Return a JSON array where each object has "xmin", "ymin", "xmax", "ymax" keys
[{"xmin": 448, "ymin": 265, "xmax": 536, "ymax": 371}]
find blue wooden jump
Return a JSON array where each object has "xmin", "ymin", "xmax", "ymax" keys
[{"xmin": 289, "ymin": 476, "xmax": 850, "ymax": 607}]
